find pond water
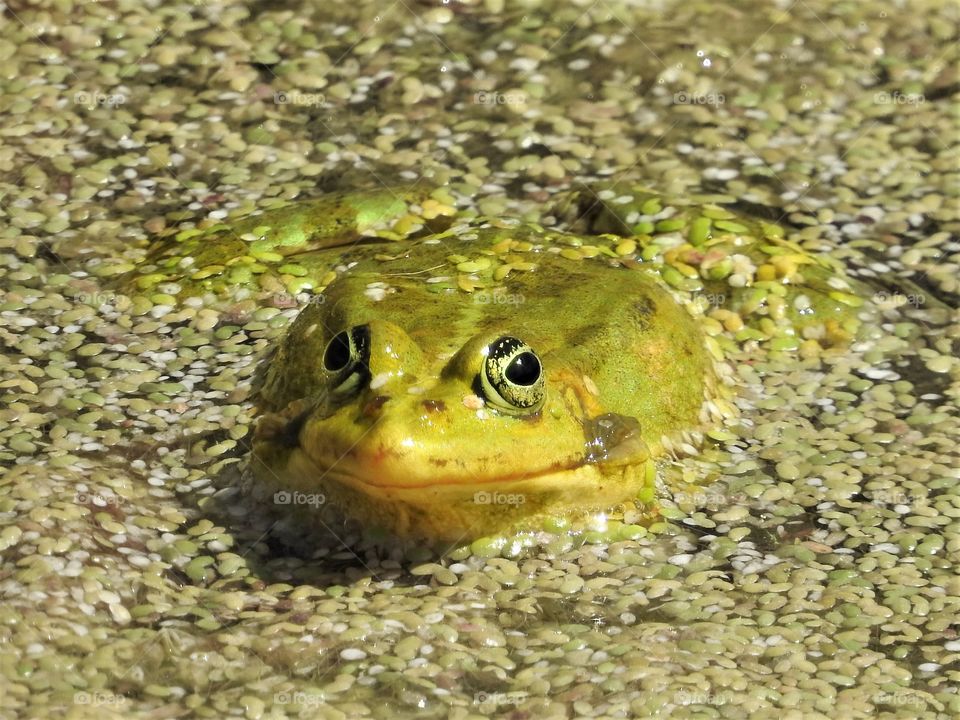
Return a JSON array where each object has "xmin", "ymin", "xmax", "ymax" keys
[{"xmin": 0, "ymin": 1, "xmax": 957, "ymax": 718}]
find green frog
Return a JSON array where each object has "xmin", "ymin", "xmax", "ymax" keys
[{"xmin": 120, "ymin": 184, "xmax": 865, "ymax": 542}]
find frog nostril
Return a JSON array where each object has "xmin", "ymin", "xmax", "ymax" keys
[
  {"xmin": 361, "ymin": 395, "xmax": 390, "ymax": 417},
  {"xmin": 421, "ymin": 399, "xmax": 446, "ymax": 413}
]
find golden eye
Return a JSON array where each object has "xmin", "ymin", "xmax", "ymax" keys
[{"xmin": 479, "ymin": 336, "xmax": 545, "ymax": 414}]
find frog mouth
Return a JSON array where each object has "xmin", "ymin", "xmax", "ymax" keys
[
  {"xmin": 253, "ymin": 406, "xmax": 651, "ymax": 493},
  {"xmin": 273, "ymin": 434, "xmax": 651, "ymax": 497},
  {"xmin": 320, "ymin": 461, "xmax": 591, "ymax": 492},
  {"xmin": 251, "ymin": 420, "xmax": 655, "ymax": 541}
]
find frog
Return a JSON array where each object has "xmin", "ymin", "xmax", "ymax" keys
[{"xmin": 118, "ymin": 183, "xmax": 867, "ymax": 543}]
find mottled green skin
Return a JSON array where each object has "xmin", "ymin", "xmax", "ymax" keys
[
  {"xmin": 126, "ymin": 187, "xmax": 455, "ymax": 300},
  {"xmin": 123, "ymin": 185, "xmax": 866, "ymax": 541},
  {"xmin": 562, "ymin": 185, "xmax": 866, "ymax": 340}
]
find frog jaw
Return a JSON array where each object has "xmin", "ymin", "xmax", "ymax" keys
[
  {"xmin": 251, "ymin": 439, "xmax": 655, "ymax": 541},
  {"xmin": 250, "ymin": 401, "xmax": 654, "ymax": 541}
]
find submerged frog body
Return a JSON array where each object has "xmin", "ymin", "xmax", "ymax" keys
[
  {"xmin": 252, "ymin": 227, "xmax": 722, "ymax": 540},
  {"xmin": 121, "ymin": 185, "xmax": 866, "ymax": 542}
]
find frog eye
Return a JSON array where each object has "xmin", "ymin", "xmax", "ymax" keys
[
  {"xmin": 323, "ymin": 326, "xmax": 370, "ymax": 394},
  {"xmin": 479, "ymin": 336, "xmax": 545, "ymax": 414}
]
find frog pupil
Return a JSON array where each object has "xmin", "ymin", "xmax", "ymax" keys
[
  {"xmin": 324, "ymin": 331, "xmax": 352, "ymax": 372},
  {"xmin": 506, "ymin": 352, "xmax": 540, "ymax": 386}
]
